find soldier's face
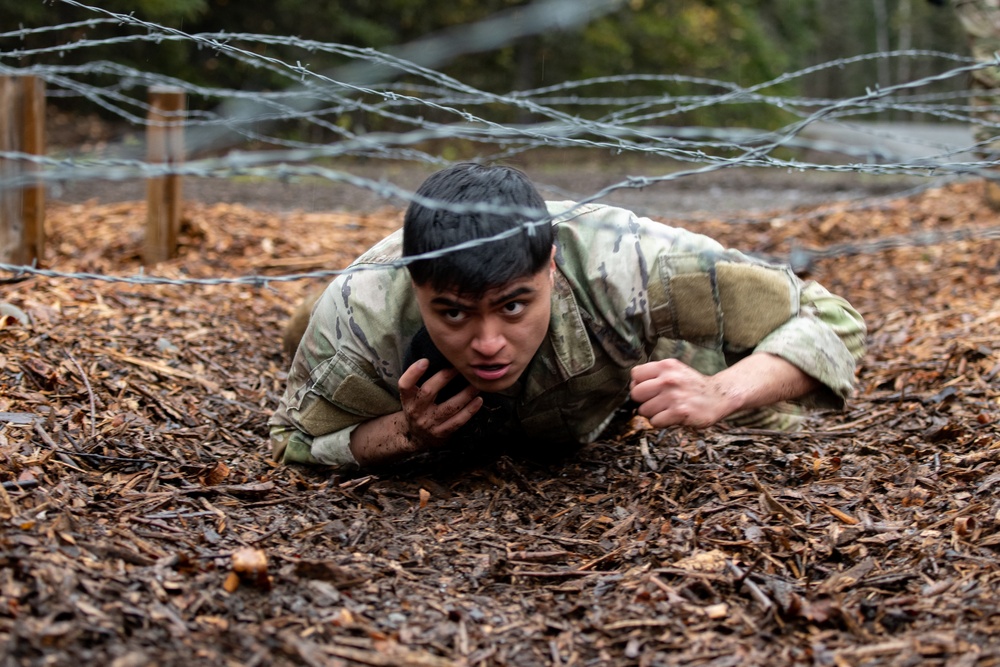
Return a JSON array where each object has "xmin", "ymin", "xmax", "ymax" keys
[{"xmin": 413, "ymin": 254, "xmax": 555, "ymax": 392}]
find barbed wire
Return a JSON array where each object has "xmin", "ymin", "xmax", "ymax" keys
[
  {"xmin": 4, "ymin": 217, "xmax": 999, "ymax": 289},
  {"xmin": 787, "ymin": 223, "xmax": 1000, "ymax": 271},
  {"xmin": 1, "ymin": 2, "xmax": 999, "ymax": 290}
]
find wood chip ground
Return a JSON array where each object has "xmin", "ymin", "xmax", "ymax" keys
[{"xmin": 1, "ymin": 181, "xmax": 999, "ymax": 666}]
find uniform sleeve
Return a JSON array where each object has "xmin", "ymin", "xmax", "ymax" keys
[
  {"xmin": 269, "ymin": 420, "xmax": 361, "ymax": 467},
  {"xmin": 268, "ymin": 261, "xmax": 412, "ymax": 467},
  {"xmin": 639, "ymin": 221, "xmax": 866, "ymax": 409},
  {"xmin": 552, "ymin": 202, "xmax": 866, "ymax": 410},
  {"xmin": 753, "ymin": 279, "xmax": 866, "ymax": 407}
]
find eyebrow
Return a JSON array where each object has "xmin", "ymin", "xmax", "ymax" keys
[
  {"xmin": 490, "ymin": 286, "xmax": 535, "ymax": 306},
  {"xmin": 430, "ymin": 285, "xmax": 536, "ymax": 309}
]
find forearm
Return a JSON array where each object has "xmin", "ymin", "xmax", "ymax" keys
[
  {"xmin": 348, "ymin": 411, "xmax": 423, "ymax": 467},
  {"xmin": 631, "ymin": 352, "xmax": 822, "ymax": 428},
  {"xmin": 270, "ymin": 414, "xmax": 421, "ymax": 469},
  {"xmin": 713, "ymin": 352, "xmax": 821, "ymax": 417},
  {"xmin": 753, "ymin": 280, "xmax": 866, "ymax": 408}
]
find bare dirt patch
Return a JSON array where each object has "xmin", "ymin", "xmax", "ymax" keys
[
  {"xmin": 1, "ymin": 180, "xmax": 999, "ymax": 666},
  {"xmin": 49, "ymin": 152, "xmax": 916, "ymax": 219}
]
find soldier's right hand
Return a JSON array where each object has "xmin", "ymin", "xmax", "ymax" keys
[{"xmin": 398, "ymin": 358, "xmax": 483, "ymax": 450}]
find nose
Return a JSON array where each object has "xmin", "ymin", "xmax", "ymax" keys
[{"xmin": 470, "ymin": 317, "xmax": 506, "ymax": 358}]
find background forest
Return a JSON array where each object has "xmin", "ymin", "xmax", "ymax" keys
[{"xmin": 1, "ymin": 0, "xmax": 970, "ymax": 130}]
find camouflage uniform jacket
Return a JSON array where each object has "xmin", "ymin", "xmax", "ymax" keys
[{"xmin": 269, "ymin": 201, "xmax": 867, "ymax": 467}]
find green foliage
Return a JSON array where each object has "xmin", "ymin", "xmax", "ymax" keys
[
  {"xmin": 0, "ymin": 0, "xmax": 208, "ymax": 25},
  {"xmin": 109, "ymin": 0, "xmax": 207, "ymax": 21},
  {"xmin": 1, "ymin": 0, "xmax": 969, "ymax": 130},
  {"xmin": 2, "ymin": 0, "xmax": 210, "ymax": 96},
  {"xmin": 475, "ymin": 0, "xmax": 804, "ymax": 127}
]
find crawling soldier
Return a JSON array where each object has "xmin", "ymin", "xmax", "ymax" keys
[{"xmin": 270, "ymin": 163, "xmax": 866, "ymax": 468}]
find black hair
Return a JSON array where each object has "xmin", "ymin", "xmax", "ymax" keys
[{"xmin": 402, "ymin": 163, "xmax": 553, "ymax": 295}]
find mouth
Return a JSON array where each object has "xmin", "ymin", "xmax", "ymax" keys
[{"xmin": 471, "ymin": 363, "xmax": 511, "ymax": 382}]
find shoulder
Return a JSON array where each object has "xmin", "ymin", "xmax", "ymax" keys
[
  {"xmin": 546, "ymin": 200, "xmax": 633, "ymax": 228},
  {"xmin": 545, "ymin": 200, "xmax": 690, "ymax": 267},
  {"xmin": 335, "ymin": 227, "xmax": 407, "ymax": 299},
  {"xmin": 546, "ymin": 200, "xmax": 683, "ymax": 243},
  {"xmin": 312, "ymin": 227, "xmax": 417, "ymax": 332},
  {"xmin": 303, "ymin": 229, "xmax": 421, "ymax": 380},
  {"xmin": 546, "ymin": 200, "xmax": 729, "ymax": 260},
  {"xmin": 352, "ymin": 227, "xmax": 404, "ymax": 265},
  {"xmin": 546, "ymin": 200, "xmax": 635, "ymax": 254}
]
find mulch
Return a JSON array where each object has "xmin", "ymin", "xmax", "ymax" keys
[{"xmin": 1, "ymin": 179, "xmax": 998, "ymax": 667}]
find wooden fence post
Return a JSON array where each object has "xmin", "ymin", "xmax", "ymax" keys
[
  {"xmin": 0, "ymin": 75, "xmax": 46, "ymax": 267},
  {"xmin": 144, "ymin": 86, "xmax": 186, "ymax": 265}
]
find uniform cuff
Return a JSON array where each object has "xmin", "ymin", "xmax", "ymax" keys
[
  {"xmin": 755, "ymin": 319, "xmax": 857, "ymax": 409},
  {"xmin": 311, "ymin": 424, "xmax": 361, "ymax": 468}
]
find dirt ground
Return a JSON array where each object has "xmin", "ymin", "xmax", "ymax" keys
[{"xmin": 1, "ymin": 175, "xmax": 999, "ymax": 667}]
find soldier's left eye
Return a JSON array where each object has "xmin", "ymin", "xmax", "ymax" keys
[{"xmin": 503, "ymin": 302, "xmax": 525, "ymax": 316}]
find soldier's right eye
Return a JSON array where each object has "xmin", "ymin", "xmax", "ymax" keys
[{"xmin": 442, "ymin": 309, "xmax": 467, "ymax": 323}]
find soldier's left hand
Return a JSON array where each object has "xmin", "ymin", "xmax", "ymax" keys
[{"xmin": 629, "ymin": 359, "xmax": 735, "ymax": 428}]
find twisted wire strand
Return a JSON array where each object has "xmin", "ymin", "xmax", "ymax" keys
[{"xmin": 1, "ymin": 3, "xmax": 998, "ymax": 288}]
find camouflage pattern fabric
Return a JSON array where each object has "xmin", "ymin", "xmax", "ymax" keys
[
  {"xmin": 269, "ymin": 201, "xmax": 868, "ymax": 467},
  {"xmin": 953, "ymin": 0, "xmax": 1000, "ymax": 152}
]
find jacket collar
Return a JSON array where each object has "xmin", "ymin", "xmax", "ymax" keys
[{"xmin": 520, "ymin": 269, "xmax": 595, "ymax": 401}]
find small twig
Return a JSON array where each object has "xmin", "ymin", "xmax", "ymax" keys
[
  {"xmin": 513, "ymin": 569, "xmax": 611, "ymax": 578},
  {"xmin": 578, "ymin": 544, "xmax": 629, "ymax": 571},
  {"xmin": 731, "ymin": 556, "xmax": 763, "ymax": 588},
  {"xmin": 33, "ymin": 422, "xmax": 81, "ymax": 468},
  {"xmin": 726, "ymin": 560, "xmax": 774, "ymax": 612},
  {"xmin": 249, "ymin": 526, "xmax": 284, "ymax": 545},
  {"xmin": 128, "ymin": 516, "xmax": 189, "ymax": 534},
  {"xmin": 60, "ymin": 427, "xmax": 83, "ymax": 453},
  {"xmin": 639, "ymin": 435, "xmax": 659, "ymax": 472},
  {"xmin": 339, "ymin": 474, "xmax": 376, "ymax": 490},
  {"xmin": 189, "ymin": 551, "xmax": 237, "ymax": 560},
  {"xmin": 751, "ymin": 473, "xmax": 806, "ymax": 524},
  {"xmin": 145, "ymin": 462, "xmax": 163, "ymax": 493},
  {"xmin": 102, "ymin": 348, "xmax": 222, "ymax": 393},
  {"xmin": 506, "ymin": 549, "xmax": 572, "ymax": 563},
  {"xmin": 2, "ymin": 479, "xmax": 40, "ymax": 492},
  {"xmin": 512, "ymin": 528, "xmax": 602, "ymax": 548},
  {"xmin": 50, "ymin": 457, "xmax": 90, "ymax": 474},
  {"xmin": 651, "ymin": 567, "xmax": 725, "ymax": 582},
  {"xmin": 61, "ymin": 449, "xmax": 159, "ymax": 465},
  {"xmin": 65, "ymin": 351, "xmax": 97, "ymax": 440},
  {"xmin": 647, "ymin": 574, "xmax": 687, "ymax": 604},
  {"xmin": 143, "ymin": 510, "xmax": 219, "ymax": 520}
]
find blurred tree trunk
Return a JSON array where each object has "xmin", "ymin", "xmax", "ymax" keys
[
  {"xmin": 514, "ymin": 38, "xmax": 540, "ymax": 124},
  {"xmin": 873, "ymin": 0, "xmax": 892, "ymax": 90}
]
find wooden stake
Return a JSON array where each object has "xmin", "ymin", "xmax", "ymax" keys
[
  {"xmin": 0, "ymin": 75, "xmax": 46, "ymax": 267},
  {"xmin": 144, "ymin": 86, "xmax": 185, "ymax": 265}
]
